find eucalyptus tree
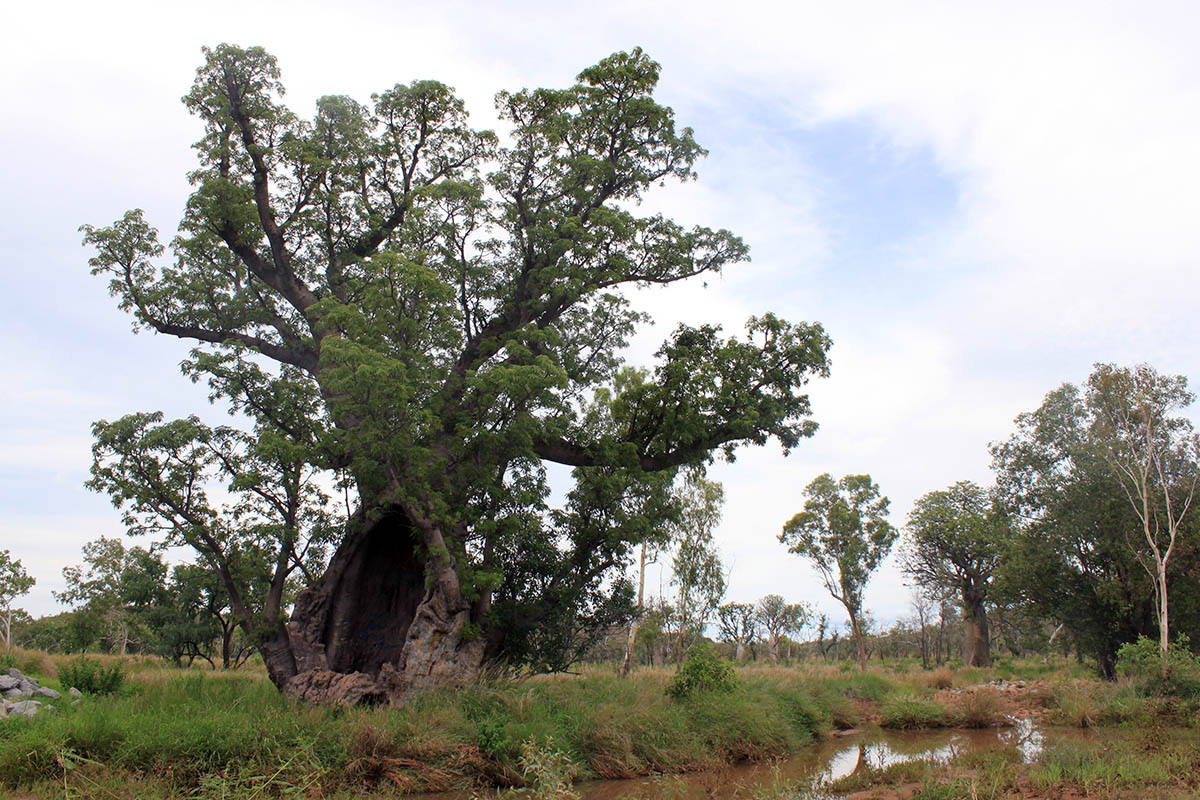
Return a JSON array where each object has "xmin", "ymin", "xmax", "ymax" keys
[
  {"xmin": 1086, "ymin": 364, "xmax": 1199, "ymax": 664},
  {"xmin": 56, "ymin": 537, "xmax": 160, "ymax": 656},
  {"xmin": 903, "ymin": 481, "xmax": 1008, "ymax": 667},
  {"xmin": 0, "ymin": 550, "xmax": 34, "ymax": 650},
  {"xmin": 81, "ymin": 45, "xmax": 832, "ymax": 703},
  {"xmin": 780, "ymin": 473, "xmax": 896, "ymax": 670},
  {"xmin": 755, "ymin": 594, "xmax": 809, "ymax": 662},
  {"xmin": 991, "ymin": 382, "xmax": 1157, "ymax": 677},
  {"xmin": 716, "ymin": 601, "xmax": 757, "ymax": 660},
  {"xmin": 667, "ymin": 474, "xmax": 726, "ymax": 660}
]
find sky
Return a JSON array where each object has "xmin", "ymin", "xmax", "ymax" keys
[{"xmin": 2, "ymin": 0, "xmax": 1199, "ymax": 631}]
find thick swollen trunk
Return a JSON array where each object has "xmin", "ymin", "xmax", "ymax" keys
[
  {"xmin": 963, "ymin": 602, "xmax": 991, "ymax": 667},
  {"xmin": 258, "ymin": 509, "xmax": 486, "ymax": 705}
]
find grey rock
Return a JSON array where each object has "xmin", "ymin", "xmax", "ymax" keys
[
  {"xmin": 71, "ymin": 698, "xmax": 82, "ymax": 707},
  {"xmin": 2, "ymin": 688, "xmax": 22, "ymax": 699},
  {"xmin": 17, "ymin": 678, "xmax": 37, "ymax": 694},
  {"xmin": 7, "ymin": 667, "xmax": 22, "ymax": 680},
  {"xmin": 0, "ymin": 675, "xmax": 17, "ymax": 691},
  {"xmin": 68, "ymin": 687, "xmax": 83, "ymax": 698},
  {"xmin": 10, "ymin": 700, "xmax": 41, "ymax": 717},
  {"xmin": 35, "ymin": 687, "xmax": 61, "ymax": 700}
]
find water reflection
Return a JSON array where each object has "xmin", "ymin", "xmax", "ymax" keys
[
  {"xmin": 403, "ymin": 720, "xmax": 1064, "ymax": 800},
  {"xmin": 576, "ymin": 719, "xmax": 1049, "ymax": 800}
]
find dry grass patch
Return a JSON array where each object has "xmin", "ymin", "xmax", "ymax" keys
[{"xmin": 955, "ymin": 686, "xmax": 1010, "ymax": 728}]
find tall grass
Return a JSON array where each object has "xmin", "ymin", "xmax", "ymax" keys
[
  {"xmin": 0, "ymin": 664, "xmax": 830, "ymax": 796},
  {"xmin": 878, "ymin": 692, "xmax": 952, "ymax": 729}
]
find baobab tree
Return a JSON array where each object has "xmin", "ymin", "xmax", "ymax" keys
[
  {"xmin": 903, "ymin": 481, "xmax": 1008, "ymax": 667},
  {"xmin": 82, "ymin": 45, "xmax": 832, "ymax": 703}
]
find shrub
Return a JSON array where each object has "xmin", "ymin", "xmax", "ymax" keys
[
  {"xmin": 517, "ymin": 736, "xmax": 579, "ymax": 800},
  {"xmin": 58, "ymin": 656, "xmax": 125, "ymax": 696},
  {"xmin": 1117, "ymin": 636, "xmax": 1200, "ymax": 699},
  {"xmin": 665, "ymin": 644, "xmax": 738, "ymax": 699}
]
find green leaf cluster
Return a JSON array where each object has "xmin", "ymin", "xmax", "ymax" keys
[{"xmin": 665, "ymin": 642, "xmax": 738, "ymax": 699}]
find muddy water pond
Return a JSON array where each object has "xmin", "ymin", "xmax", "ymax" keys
[
  {"xmin": 573, "ymin": 719, "xmax": 1069, "ymax": 800},
  {"xmin": 409, "ymin": 720, "xmax": 1087, "ymax": 800}
]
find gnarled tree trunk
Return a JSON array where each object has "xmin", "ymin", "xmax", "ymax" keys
[
  {"xmin": 259, "ymin": 509, "xmax": 487, "ymax": 705},
  {"xmin": 963, "ymin": 599, "xmax": 990, "ymax": 667}
]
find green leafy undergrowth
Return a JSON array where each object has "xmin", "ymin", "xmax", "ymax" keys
[
  {"xmin": 57, "ymin": 656, "xmax": 126, "ymax": 695},
  {"xmin": 665, "ymin": 643, "xmax": 738, "ymax": 699}
]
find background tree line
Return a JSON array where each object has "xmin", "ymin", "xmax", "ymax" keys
[{"xmin": 7, "ymin": 363, "xmax": 1196, "ymax": 681}]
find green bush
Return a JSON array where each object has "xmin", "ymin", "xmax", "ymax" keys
[
  {"xmin": 57, "ymin": 657, "xmax": 125, "ymax": 696},
  {"xmin": 665, "ymin": 644, "xmax": 738, "ymax": 699},
  {"xmin": 516, "ymin": 736, "xmax": 579, "ymax": 800},
  {"xmin": 1117, "ymin": 636, "xmax": 1200, "ymax": 699}
]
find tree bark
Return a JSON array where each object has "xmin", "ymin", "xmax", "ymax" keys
[
  {"xmin": 850, "ymin": 614, "xmax": 867, "ymax": 671},
  {"xmin": 1158, "ymin": 563, "xmax": 1170, "ymax": 678},
  {"xmin": 256, "ymin": 508, "xmax": 487, "ymax": 705},
  {"xmin": 221, "ymin": 622, "xmax": 234, "ymax": 670},
  {"xmin": 963, "ymin": 600, "xmax": 991, "ymax": 667}
]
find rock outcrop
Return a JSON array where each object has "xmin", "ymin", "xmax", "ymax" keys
[{"xmin": 0, "ymin": 668, "xmax": 80, "ymax": 719}]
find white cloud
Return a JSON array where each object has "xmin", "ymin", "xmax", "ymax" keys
[{"xmin": 3, "ymin": 0, "xmax": 1198, "ymax": 631}]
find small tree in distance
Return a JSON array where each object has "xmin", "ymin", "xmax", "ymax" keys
[
  {"xmin": 780, "ymin": 473, "xmax": 896, "ymax": 670},
  {"xmin": 755, "ymin": 594, "xmax": 809, "ymax": 662},
  {"xmin": 667, "ymin": 474, "xmax": 726, "ymax": 660},
  {"xmin": 716, "ymin": 602, "xmax": 758, "ymax": 661},
  {"xmin": 0, "ymin": 550, "xmax": 35, "ymax": 650},
  {"xmin": 903, "ymin": 481, "xmax": 1007, "ymax": 667}
]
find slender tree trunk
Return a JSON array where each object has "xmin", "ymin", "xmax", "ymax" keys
[
  {"xmin": 621, "ymin": 543, "xmax": 648, "ymax": 677},
  {"xmin": 1158, "ymin": 562, "xmax": 1170, "ymax": 677},
  {"xmin": 850, "ymin": 614, "xmax": 867, "ymax": 671},
  {"xmin": 1098, "ymin": 649, "xmax": 1117, "ymax": 680},
  {"xmin": 918, "ymin": 617, "xmax": 929, "ymax": 670},
  {"xmin": 221, "ymin": 622, "xmax": 234, "ymax": 670}
]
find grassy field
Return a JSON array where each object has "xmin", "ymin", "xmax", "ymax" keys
[{"xmin": 0, "ymin": 648, "xmax": 1196, "ymax": 799}]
